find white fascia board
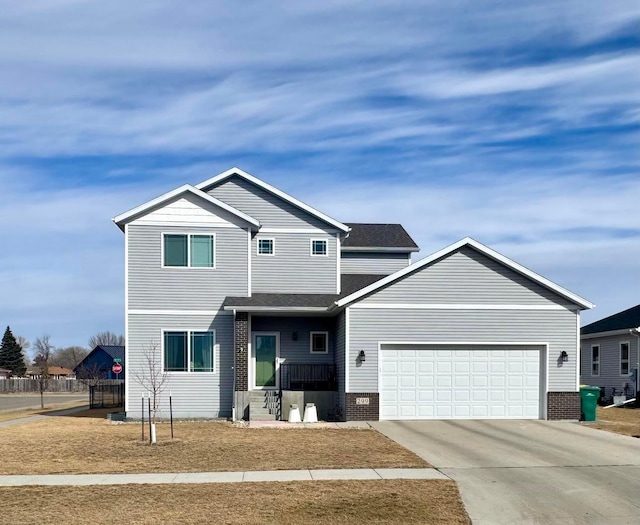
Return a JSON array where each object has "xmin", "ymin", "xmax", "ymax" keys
[
  {"xmin": 195, "ymin": 167, "xmax": 350, "ymax": 233},
  {"xmin": 222, "ymin": 306, "xmax": 329, "ymax": 313},
  {"xmin": 340, "ymin": 247, "xmax": 420, "ymax": 253},
  {"xmin": 335, "ymin": 237, "xmax": 595, "ymax": 310},
  {"xmin": 112, "ymin": 184, "xmax": 260, "ymax": 229},
  {"xmin": 580, "ymin": 328, "xmax": 635, "ymax": 340}
]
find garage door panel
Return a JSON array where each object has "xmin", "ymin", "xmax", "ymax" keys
[{"xmin": 380, "ymin": 345, "xmax": 543, "ymax": 420}]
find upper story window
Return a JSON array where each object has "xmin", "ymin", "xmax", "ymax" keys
[
  {"xmin": 163, "ymin": 234, "xmax": 215, "ymax": 268},
  {"xmin": 164, "ymin": 330, "xmax": 215, "ymax": 372},
  {"xmin": 311, "ymin": 239, "xmax": 328, "ymax": 256},
  {"xmin": 257, "ymin": 238, "xmax": 274, "ymax": 255},
  {"xmin": 620, "ymin": 342, "xmax": 630, "ymax": 375},
  {"xmin": 310, "ymin": 331, "xmax": 328, "ymax": 354},
  {"xmin": 591, "ymin": 345, "xmax": 599, "ymax": 376}
]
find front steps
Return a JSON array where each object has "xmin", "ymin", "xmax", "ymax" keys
[{"xmin": 249, "ymin": 391, "xmax": 280, "ymax": 421}]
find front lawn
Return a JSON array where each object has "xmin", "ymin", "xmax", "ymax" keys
[
  {"xmin": 585, "ymin": 406, "xmax": 640, "ymax": 437},
  {"xmin": 0, "ymin": 410, "xmax": 429, "ymax": 474},
  {"xmin": 0, "ymin": 480, "xmax": 470, "ymax": 525}
]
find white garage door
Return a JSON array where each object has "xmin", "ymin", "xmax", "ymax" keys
[{"xmin": 380, "ymin": 345, "xmax": 543, "ymax": 420}]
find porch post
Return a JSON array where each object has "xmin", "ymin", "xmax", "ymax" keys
[{"xmin": 234, "ymin": 311, "xmax": 249, "ymax": 419}]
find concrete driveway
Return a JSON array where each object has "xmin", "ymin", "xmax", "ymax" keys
[{"xmin": 372, "ymin": 420, "xmax": 640, "ymax": 525}]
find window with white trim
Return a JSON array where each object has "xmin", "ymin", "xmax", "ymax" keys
[
  {"xmin": 620, "ymin": 342, "xmax": 630, "ymax": 375},
  {"xmin": 163, "ymin": 234, "xmax": 215, "ymax": 268},
  {"xmin": 310, "ymin": 331, "xmax": 328, "ymax": 354},
  {"xmin": 311, "ymin": 239, "xmax": 327, "ymax": 256},
  {"xmin": 257, "ymin": 238, "xmax": 274, "ymax": 255},
  {"xmin": 163, "ymin": 330, "xmax": 215, "ymax": 372},
  {"xmin": 591, "ymin": 345, "xmax": 599, "ymax": 376}
]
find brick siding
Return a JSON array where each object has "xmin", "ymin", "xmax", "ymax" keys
[
  {"xmin": 234, "ymin": 312, "xmax": 248, "ymax": 391},
  {"xmin": 547, "ymin": 391, "xmax": 580, "ymax": 420},
  {"xmin": 345, "ymin": 393, "xmax": 379, "ymax": 421}
]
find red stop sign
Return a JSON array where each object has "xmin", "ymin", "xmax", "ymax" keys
[{"xmin": 112, "ymin": 363, "xmax": 123, "ymax": 374}]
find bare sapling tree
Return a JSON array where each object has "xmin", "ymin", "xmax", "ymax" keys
[
  {"xmin": 88, "ymin": 331, "xmax": 125, "ymax": 349},
  {"xmin": 33, "ymin": 336, "xmax": 54, "ymax": 409},
  {"xmin": 132, "ymin": 341, "xmax": 168, "ymax": 444},
  {"xmin": 76, "ymin": 361, "xmax": 106, "ymax": 388}
]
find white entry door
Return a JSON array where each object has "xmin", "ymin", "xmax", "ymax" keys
[{"xmin": 380, "ymin": 345, "xmax": 544, "ymax": 420}]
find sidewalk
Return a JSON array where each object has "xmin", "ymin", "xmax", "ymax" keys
[
  {"xmin": 0, "ymin": 405, "xmax": 89, "ymax": 429},
  {"xmin": 0, "ymin": 468, "xmax": 448, "ymax": 487}
]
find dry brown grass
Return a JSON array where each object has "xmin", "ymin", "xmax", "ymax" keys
[
  {"xmin": 0, "ymin": 480, "xmax": 470, "ymax": 525},
  {"xmin": 0, "ymin": 400, "xmax": 88, "ymax": 422},
  {"xmin": 0, "ymin": 411, "xmax": 428, "ymax": 474},
  {"xmin": 585, "ymin": 406, "xmax": 640, "ymax": 437}
]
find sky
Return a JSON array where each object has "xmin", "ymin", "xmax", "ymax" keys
[{"xmin": 0, "ymin": 1, "xmax": 638, "ymax": 349}]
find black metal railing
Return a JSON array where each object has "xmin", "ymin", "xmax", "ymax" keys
[
  {"xmin": 89, "ymin": 381, "xmax": 125, "ymax": 409},
  {"xmin": 279, "ymin": 363, "xmax": 337, "ymax": 392}
]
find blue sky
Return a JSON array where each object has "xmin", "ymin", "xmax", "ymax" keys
[{"xmin": 0, "ymin": 1, "xmax": 638, "ymax": 349}]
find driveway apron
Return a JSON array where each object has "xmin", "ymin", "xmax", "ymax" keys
[{"xmin": 372, "ymin": 419, "xmax": 640, "ymax": 525}]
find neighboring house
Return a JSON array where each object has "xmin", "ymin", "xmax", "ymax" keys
[
  {"xmin": 580, "ymin": 304, "xmax": 640, "ymax": 399},
  {"xmin": 27, "ymin": 367, "xmax": 76, "ymax": 380},
  {"xmin": 74, "ymin": 345, "xmax": 126, "ymax": 381},
  {"xmin": 0, "ymin": 368, "xmax": 11, "ymax": 379},
  {"xmin": 113, "ymin": 167, "xmax": 593, "ymax": 422}
]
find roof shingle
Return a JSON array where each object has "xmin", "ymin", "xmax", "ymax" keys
[
  {"xmin": 342, "ymin": 223, "xmax": 419, "ymax": 250},
  {"xmin": 581, "ymin": 304, "xmax": 640, "ymax": 335}
]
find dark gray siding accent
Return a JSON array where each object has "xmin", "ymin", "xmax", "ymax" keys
[
  {"xmin": 207, "ymin": 175, "xmax": 333, "ymax": 230},
  {"xmin": 128, "ymin": 224, "xmax": 248, "ymax": 309},
  {"xmin": 580, "ymin": 334, "xmax": 639, "ymax": 394},
  {"xmin": 341, "ymin": 252, "xmax": 409, "ymax": 275},
  {"xmin": 334, "ymin": 311, "xmax": 346, "ymax": 413},
  {"xmin": 252, "ymin": 233, "xmax": 337, "ymax": 293},
  {"xmin": 251, "ymin": 316, "xmax": 334, "ymax": 364},
  {"xmin": 359, "ymin": 247, "xmax": 571, "ymax": 306},
  {"xmin": 347, "ymin": 308, "xmax": 578, "ymax": 392},
  {"xmin": 126, "ymin": 313, "xmax": 234, "ymax": 418}
]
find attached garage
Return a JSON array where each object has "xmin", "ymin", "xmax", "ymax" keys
[{"xmin": 379, "ymin": 344, "xmax": 546, "ymax": 420}]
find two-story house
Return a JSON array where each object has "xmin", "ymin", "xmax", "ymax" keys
[{"xmin": 114, "ymin": 168, "xmax": 594, "ymax": 421}]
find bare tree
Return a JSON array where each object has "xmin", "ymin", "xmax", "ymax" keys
[
  {"xmin": 88, "ymin": 331, "xmax": 125, "ymax": 349},
  {"xmin": 15, "ymin": 335, "xmax": 31, "ymax": 370},
  {"xmin": 50, "ymin": 346, "xmax": 90, "ymax": 369},
  {"xmin": 33, "ymin": 336, "xmax": 54, "ymax": 409},
  {"xmin": 133, "ymin": 341, "xmax": 168, "ymax": 444},
  {"xmin": 76, "ymin": 361, "xmax": 107, "ymax": 388}
]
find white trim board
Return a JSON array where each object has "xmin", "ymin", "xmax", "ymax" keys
[
  {"xmin": 335, "ymin": 237, "xmax": 594, "ymax": 310},
  {"xmin": 581, "ymin": 328, "xmax": 636, "ymax": 340},
  {"xmin": 113, "ymin": 184, "xmax": 260, "ymax": 229},
  {"xmin": 349, "ymin": 303, "xmax": 572, "ymax": 310},
  {"xmin": 129, "ymin": 309, "xmax": 232, "ymax": 316},
  {"xmin": 124, "ymin": 223, "xmax": 129, "ymax": 412},
  {"xmin": 195, "ymin": 167, "xmax": 350, "ymax": 233}
]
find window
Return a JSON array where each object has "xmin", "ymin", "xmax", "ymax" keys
[
  {"xmin": 310, "ymin": 331, "xmax": 328, "ymax": 354},
  {"xmin": 620, "ymin": 342, "xmax": 630, "ymax": 375},
  {"xmin": 164, "ymin": 330, "xmax": 215, "ymax": 372},
  {"xmin": 591, "ymin": 345, "xmax": 599, "ymax": 376},
  {"xmin": 311, "ymin": 239, "xmax": 327, "ymax": 256},
  {"xmin": 163, "ymin": 234, "xmax": 215, "ymax": 268},
  {"xmin": 257, "ymin": 238, "xmax": 274, "ymax": 255}
]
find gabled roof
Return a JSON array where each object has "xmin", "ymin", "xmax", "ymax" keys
[
  {"xmin": 73, "ymin": 345, "xmax": 126, "ymax": 373},
  {"xmin": 195, "ymin": 167, "xmax": 350, "ymax": 233},
  {"xmin": 112, "ymin": 184, "xmax": 260, "ymax": 230},
  {"xmin": 335, "ymin": 237, "xmax": 595, "ymax": 310},
  {"xmin": 342, "ymin": 223, "xmax": 419, "ymax": 252},
  {"xmin": 581, "ymin": 304, "xmax": 640, "ymax": 335}
]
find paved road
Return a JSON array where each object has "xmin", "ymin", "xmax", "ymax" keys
[
  {"xmin": 0, "ymin": 394, "xmax": 88, "ymax": 411},
  {"xmin": 372, "ymin": 420, "xmax": 640, "ymax": 525}
]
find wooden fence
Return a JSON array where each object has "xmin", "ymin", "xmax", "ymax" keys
[{"xmin": 0, "ymin": 379, "xmax": 90, "ymax": 393}]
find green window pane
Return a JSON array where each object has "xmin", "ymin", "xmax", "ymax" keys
[
  {"xmin": 312, "ymin": 240, "xmax": 327, "ymax": 255},
  {"xmin": 191, "ymin": 235, "xmax": 214, "ymax": 267},
  {"xmin": 164, "ymin": 235, "xmax": 187, "ymax": 266},
  {"xmin": 191, "ymin": 332, "xmax": 214, "ymax": 372},
  {"xmin": 258, "ymin": 239, "xmax": 273, "ymax": 255},
  {"xmin": 164, "ymin": 332, "xmax": 187, "ymax": 371}
]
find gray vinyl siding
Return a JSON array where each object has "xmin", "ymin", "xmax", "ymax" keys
[
  {"xmin": 207, "ymin": 175, "xmax": 334, "ymax": 230},
  {"xmin": 126, "ymin": 313, "xmax": 234, "ymax": 418},
  {"xmin": 347, "ymin": 308, "xmax": 578, "ymax": 393},
  {"xmin": 359, "ymin": 247, "xmax": 571, "ymax": 306},
  {"xmin": 128, "ymin": 223, "xmax": 248, "ymax": 309},
  {"xmin": 252, "ymin": 233, "xmax": 337, "ymax": 293},
  {"xmin": 341, "ymin": 252, "xmax": 409, "ymax": 275},
  {"xmin": 250, "ymin": 316, "xmax": 334, "ymax": 364},
  {"xmin": 580, "ymin": 334, "xmax": 639, "ymax": 394},
  {"xmin": 334, "ymin": 311, "xmax": 346, "ymax": 412}
]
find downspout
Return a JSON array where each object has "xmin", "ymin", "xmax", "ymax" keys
[
  {"xmin": 232, "ymin": 309, "xmax": 237, "ymax": 422},
  {"xmin": 630, "ymin": 327, "xmax": 640, "ymax": 394}
]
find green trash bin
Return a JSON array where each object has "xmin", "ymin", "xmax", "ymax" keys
[{"xmin": 580, "ymin": 385, "xmax": 600, "ymax": 421}]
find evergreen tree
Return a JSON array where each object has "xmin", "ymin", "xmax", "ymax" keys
[{"xmin": 0, "ymin": 326, "xmax": 27, "ymax": 377}]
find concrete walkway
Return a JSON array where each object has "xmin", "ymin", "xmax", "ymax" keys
[
  {"xmin": 0, "ymin": 468, "xmax": 447, "ymax": 487},
  {"xmin": 0, "ymin": 405, "xmax": 90, "ymax": 428}
]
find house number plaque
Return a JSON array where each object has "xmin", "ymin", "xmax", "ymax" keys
[{"xmin": 355, "ymin": 397, "xmax": 370, "ymax": 405}]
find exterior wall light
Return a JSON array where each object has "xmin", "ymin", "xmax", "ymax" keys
[
  {"xmin": 358, "ymin": 350, "xmax": 366, "ymax": 362},
  {"xmin": 560, "ymin": 351, "xmax": 568, "ymax": 362}
]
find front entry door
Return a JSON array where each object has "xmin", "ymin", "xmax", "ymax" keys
[{"xmin": 254, "ymin": 333, "xmax": 279, "ymax": 389}]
